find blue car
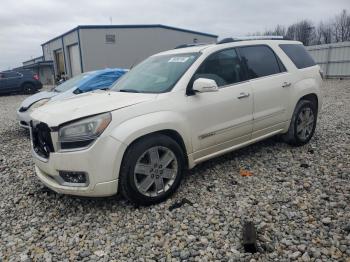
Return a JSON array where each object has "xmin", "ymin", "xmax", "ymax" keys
[
  {"xmin": 0, "ymin": 69, "xmax": 43, "ymax": 94},
  {"xmin": 17, "ymin": 68, "xmax": 128, "ymax": 128}
]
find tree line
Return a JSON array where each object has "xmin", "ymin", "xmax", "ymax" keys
[{"xmin": 250, "ymin": 9, "xmax": 350, "ymax": 46}]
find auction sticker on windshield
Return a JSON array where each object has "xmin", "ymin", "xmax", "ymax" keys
[{"xmin": 168, "ymin": 57, "xmax": 191, "ymax": 63}]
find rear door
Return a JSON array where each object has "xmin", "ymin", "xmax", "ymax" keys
[{"xmin": 238, "ymin": 45, "xmax": 292, "ymax": 138}]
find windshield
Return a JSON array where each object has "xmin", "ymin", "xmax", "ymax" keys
[
  {"xmin": 111, "ymin": 53, "xmax": 200, "ymax": 93},
  {"xmin": 54, "ymin": 72, "xmax": 93, "ymax": 92}
]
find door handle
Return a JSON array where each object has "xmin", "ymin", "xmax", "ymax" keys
[
  {"xmin": 282, "ymin": 82, "xmax": 292, "ymax": 88},
  {"xmin": 237, "ymin": 92, "xmax": 250, "ymax": 99}
]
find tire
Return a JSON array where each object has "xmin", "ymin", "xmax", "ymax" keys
[
  {"xmin": 119, "ymin": 134, "xmax": 185, "ymax": 206},
  {"xmin": 283, "ymin": 100, "xmax": 317, "ymax": 146},
  {"xmin": 22, "ymin": 83, "xmax": 36, "ymax": 94}
]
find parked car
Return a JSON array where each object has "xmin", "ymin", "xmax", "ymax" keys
[
  {"xmin": 17, "ymin": 68, "xmax": 128, "ymax": 128},
  {"xmin": 0, "ymin": 69, "xmax": 42, "ymax": 95},
  {"xmin": 29, "ymin": 39, "xmax": 322, "ymax": 205}
]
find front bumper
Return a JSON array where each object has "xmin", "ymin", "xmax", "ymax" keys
[
  {"xmin": 32, "ymin": 134, "xmax": 127, "ymax": 197},
  {"xmin": 17, "ymin": 109, "xmax": 31, "ymax": 129}
]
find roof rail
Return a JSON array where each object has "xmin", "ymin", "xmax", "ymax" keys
[
  {"xmin": 217, "ymin": 35, "xmax": 286, "ymax": 44},
  {"xmin": 217, "ymin": 38, "xmax": 236, "ymax": 44},
  {"xmin": 174, "ymin": 43, "xmax": 208, "ymax": 49}
]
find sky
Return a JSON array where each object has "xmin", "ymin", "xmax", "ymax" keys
[{"xmin": 0, "ymin": 0, "xmax": 348, "ymax": 71}]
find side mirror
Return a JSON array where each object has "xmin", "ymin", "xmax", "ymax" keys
[{"xmin": 193, "ymin": 78, "xmax": 218, "ymax": 93}]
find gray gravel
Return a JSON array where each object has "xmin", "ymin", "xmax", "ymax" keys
[{"xmin": 0, "ymin": 80, "xmax": 349, "ymax": 261}]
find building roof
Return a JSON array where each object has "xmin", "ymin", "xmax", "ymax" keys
[
  {"xmin": 22, "ymin": 61, "xmax": 53, "ymax": 69},
  {"xmin": 22, "ymin": 56, "xmax": 44, "ymax": 64},
  {"xmin": 41, "ymin": 24, "xmax": 218, "ymax": 46}
]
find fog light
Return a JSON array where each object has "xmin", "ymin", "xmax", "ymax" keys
[{"xmin": 59, "ymin": 171, "xmax": 87, "ymax": 184}]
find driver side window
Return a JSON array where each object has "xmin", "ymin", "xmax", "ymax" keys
[{"xmin": 194, "ymin": 48, "xmax": 246, "ymax": 87}]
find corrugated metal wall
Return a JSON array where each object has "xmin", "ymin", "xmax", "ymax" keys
[{"xmin": 306, "ymin": 41, "xmax": 350, "ymax": 78}]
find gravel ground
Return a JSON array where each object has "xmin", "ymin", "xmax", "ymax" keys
[{"xmin": 0, "ymin": 81, "xmax": 349, "ymax": 262}]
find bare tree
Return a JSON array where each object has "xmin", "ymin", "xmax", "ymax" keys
[
  {"xmin": 317, "ymin": 21, "xmax": 333, "ymax": 44},
  {"xmin": 246, "ymin": 9, "xmax": 350, "ymax": 45},
  {"xmin": 286, "ymin": 20, "xmax": 314, "ymax": 45},
  {"xmin": 333, "ymin": 9, "xmax": 350, "ymax": 42},
  {"xmin": 264, "ymin": 24, "xmax": 286, "ymax": 36},
  {"xmin": 273, "ymin": 25, "xmax": 286, "ymax": 36},
  {"xmin": 285, "ymin": 24, "xmax": 296, "ymax": 40}
]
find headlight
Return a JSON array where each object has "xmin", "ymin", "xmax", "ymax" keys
[
  {"xmin": 58, "ymin": 112, "xmax": 112, "ymax": 150},
  {"xmin": 30, "ymin": 98, "xmax": 50, "ymax": 110}
]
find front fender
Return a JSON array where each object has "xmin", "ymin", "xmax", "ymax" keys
[{"xmin": 109, "ymin": 111, "xmax": 192, "ymax": 154}]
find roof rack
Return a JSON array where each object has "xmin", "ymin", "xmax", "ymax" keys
[
  {"xmin": 174, "ymin": 43, "xmax": 208, "ymax": 49},
  {"xmin": 217, "ymin": 35, "xmax": 286, "ymax": 44}
]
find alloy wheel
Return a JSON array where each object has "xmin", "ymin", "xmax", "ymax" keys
[
  {"xmin": 134, "ymin": 146, "xmax": 178, "ymax": 197},
  {"xmin": 296, "ymin": 107, "xmax": 315, "ymax": 141}
]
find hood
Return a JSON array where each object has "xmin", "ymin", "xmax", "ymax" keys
[
  {"xmin": 49, "ymin": 88, "xmax": 75, "ymax": 101},
  {"xmin": 20, "ymin": 91, "xmax": 57, "ymax": 109},
  {"xmin": 30, "ymin": 91, "xmax": 157, "ymax": 127}
]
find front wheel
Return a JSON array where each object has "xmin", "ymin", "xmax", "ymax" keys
[
  {"xmin": 283, "ymin": 100, "xmax": 317, "ymax": 146},
  {"xmin": 119, "ymin": 134, "xmax": 185, "ymax": 206}
]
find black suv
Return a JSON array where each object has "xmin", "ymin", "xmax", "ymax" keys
[{"xmin": 0, "ymin": 69, "xmax": 43, "ymax": 95}]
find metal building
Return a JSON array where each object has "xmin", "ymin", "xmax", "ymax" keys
[
  {"xmin": 21, "ymin": 56, "xmax": 54, "ymax": 85},
  {"xmin": 41, "ymin": 24, "xmax": 218, "ymax": 79},
  {"xmin": 306, "ymin": 41, "xmax": 350, "ymax": 78}
]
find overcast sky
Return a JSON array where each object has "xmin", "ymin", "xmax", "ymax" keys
[{"xmin": 0, "ymin": 0, "xmax": 348, "ymax": 70}]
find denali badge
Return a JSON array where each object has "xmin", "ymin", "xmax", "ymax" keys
[{"xmin": 199, "ymin": 132, "xmax": 216, "ymax": 140}]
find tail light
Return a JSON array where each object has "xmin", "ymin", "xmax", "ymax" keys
[{"xmin": 33, "ymin": 74, "xmax": 39, "ymax": 81}]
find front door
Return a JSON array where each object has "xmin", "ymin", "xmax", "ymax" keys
[
  {"xmin": 185, "ymin": 48, "xmax": 253, "ymax": 161},
  {"xmin": 0, "ymin": 71, "xmax": 22, "ymax": 92}
]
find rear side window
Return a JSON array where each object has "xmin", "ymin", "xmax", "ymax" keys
[
  {"xmin": 279, "ymin": 44, "xmax": 316, "ymax": 69},
  {"xmin": 239, "ymin": 45, "xmax": 283, "ymax": 79},
  {"xmin": 194, "ymin": 48, "xmax": 246, "ymax": 87}
]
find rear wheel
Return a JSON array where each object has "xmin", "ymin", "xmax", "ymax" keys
[
  {"xmin": 283, "ymin": 100, "xmax": 317, "ymax": 146},
  {"xmin": 119, "ymin": 134, "xmax": 185, "ymax": 206},
  {"xmin": 22, "ymin": 83, "xmax": 36, "ymax": 94}
]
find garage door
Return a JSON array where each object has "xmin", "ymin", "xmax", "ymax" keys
[
  {"xmin": 55, "ymin": 50, "xmax": 65, "ymax": 75},
  {"xmin": 69, "ymin": 44, "xmax": 82, "ymax": 77}
]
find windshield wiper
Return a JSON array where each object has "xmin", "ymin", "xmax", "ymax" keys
[{"xmin": 119, "ymin": 89, "xmax": 140, "ymax": 93}]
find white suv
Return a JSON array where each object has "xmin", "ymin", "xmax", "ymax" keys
[{"xmin": 30, "ymin": 39, "xmax": 322, "ymax": 205}]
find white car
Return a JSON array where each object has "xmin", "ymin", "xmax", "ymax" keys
[
  {"xmin": 30, "ymin": 38, "xmax": 322, "ymax": 205},
  {"xmin": 17, "ymin": 68, "xmax": 127, "ymax": 128}
]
